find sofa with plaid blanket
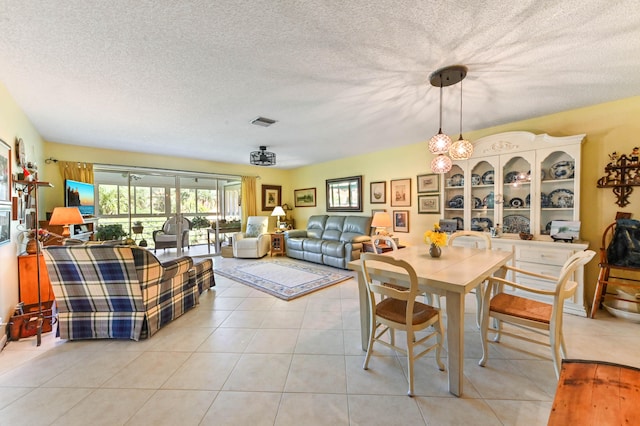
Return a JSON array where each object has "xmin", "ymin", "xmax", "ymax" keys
[{"xmin": 43, "ymin": 245, "xmax": 214, "ymax": 340}]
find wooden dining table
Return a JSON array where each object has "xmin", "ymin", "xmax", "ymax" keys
[{"xmin": 347, "ymin": 245, "xmax": 513, "ymax": 397}]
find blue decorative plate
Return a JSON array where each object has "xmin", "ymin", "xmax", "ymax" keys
[
  {"xmin": 504, "ymin": 171, "xmax": 520, "ymax": 183},
  {"xmin": 548, "ymin": 188, "xmax": 574, "ymax": 208},
  {"xmin": 550, "ymin": 161, "xmax": 575, "ymax": 179},
  {"xmin": 471, "ymin": 174, "xmax": 481, "ymax": 186},
  {"xmin": 452, "ymin": 216, "xmax": 464, "ymax": 230},
  {"xmin": 509, "ymin": 197, "xmax": 524, "ymax": 208},
  {"xmin": 474, "ymin": 197, "xmax": 482, "ymax": 208},
  {"xmin": 503, "ymin": 215, "xmax": 530, "ymax": 233},
  {"xmin": 450, "ymin": 173, "xmax": 464, "ymax": 187},
  {"xmin": 448, "ymin": 195, "xmax": 464, "ymax": 208},
  {"xmin": 525, "ymin": 194, "xmax": 530, "ymax": 206},
  {"xmin": 481, "ymin": 170, "xmax": 494, "ymax": 185},
  {"xmin": 541, "ymin": 192, "xmax": 551, "ymax": 208},
  {"xmin": 471, "ymin": 217, "xmax": 493, "ymax": 232},
  {"xmin": 483, "ymin": 192, "xmax": 494, "ymax": 209}
]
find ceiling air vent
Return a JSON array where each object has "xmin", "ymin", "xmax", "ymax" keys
[{"xmin": 250, "ymin": 116, "xmax": 277, "ymax": 127}]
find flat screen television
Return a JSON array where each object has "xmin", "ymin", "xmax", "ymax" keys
[{"xmin": 65, "ymin": 179, "xmax": 95, "ymax": 216}]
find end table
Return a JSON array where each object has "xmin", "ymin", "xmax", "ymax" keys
[{"xmin": 270, "ymin": 233, "xmax": 285, "ymax": 256}]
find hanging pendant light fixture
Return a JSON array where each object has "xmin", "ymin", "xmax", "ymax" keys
[
  {"xmin": 428, "ymin": 73, "xmax": 452, "ymax": 155},
  {"xmin": 428, "ymin": 65, "xmax": 468, "ymax": 173},
  {"xmin": 449, "ymin": 70, "xmax": 474, "ymax": 160}
]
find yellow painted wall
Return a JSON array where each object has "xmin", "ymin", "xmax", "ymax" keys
[
  {"xmin": 42, "ymin": 142, "xmax": 293, "ymax": 214},
  {"xmin": 288, "ymin": 96, "xmax": 640, "ymax": 308},
  {"xmin": 0, "ymin": 83, "xmax": 48, "ymax": 325},
  {"xmin": 2, "ymin": 75, "xmax": 639, "ymax": 328}
]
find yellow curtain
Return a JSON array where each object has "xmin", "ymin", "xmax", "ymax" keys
[
  {"xmin": 58, "ymin": 161, "xmax": 94, "ymax": 183},
  {"xmin": 241, "ymin": 176, "xmax": 257, "ymax": 230}
]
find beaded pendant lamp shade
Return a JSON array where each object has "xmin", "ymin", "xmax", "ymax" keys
[{"xmin": 428, "ymin": 65, "xmax": 471, "ymax": 173}]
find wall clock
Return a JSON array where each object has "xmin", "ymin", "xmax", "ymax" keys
[{"xmin": 16, "ymin": 137, "xmax": 26, "ymax": 166}]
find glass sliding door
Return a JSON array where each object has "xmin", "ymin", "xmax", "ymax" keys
[{"xmin": 94, "ymin": 165, "xmax": 241, "ymax": 257}]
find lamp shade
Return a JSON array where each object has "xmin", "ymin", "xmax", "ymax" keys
[
  {"xmin": 371, "ymin": 212, "xmax": 392, "ymax": 228},
  {"xmin": 271, "ymin": 206, "xmax": 286, "ymax": 217},
  {"xmin": 431, "ymin": 153, "xmax": 453, "ymax": 174},
  {"xmin": 49, "ymin": 207, "xmax": 84, "ymax": 238}
]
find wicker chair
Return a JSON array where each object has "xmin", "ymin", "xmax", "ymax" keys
[{"xmin": 153, "ymin": 216, "xmax": 192, "ymax": 252}]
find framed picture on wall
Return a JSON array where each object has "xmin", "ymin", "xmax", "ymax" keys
[
  {"xmin": 418, "ymin": 194, "xmax": 440, "ymax": 214},
  {"xmin": 262, "ymin": 184, "xmax": 282, "ymax": 211},
  {"xmin": 393, "ymin": 210, "xmax": 409, "ymax": 233},
  {"xmin": 0, "ymin": 138, "xmax": 12, "ymax": 203},
  {"xmin": 294, "ymin": 187, "xmax": 316, "ymax": 207},
  {"xmin": 417, "ymin": 173, "xmax": 440, "ymax": 193},
  {"xmin": 0, "ymin": 207, "xmax": 10, "ymax": 246},
  {"xmin": 390, "ymin": 178, "xmax": 411, "ymax": 207},
  {"xmin": 370, "ymin": 181, "xmax": 386, "ymax": 204}
]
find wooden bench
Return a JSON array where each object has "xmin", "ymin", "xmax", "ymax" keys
[{"xmin": 548, "ymin": 359, "xmax": 640, "ymax": 425}]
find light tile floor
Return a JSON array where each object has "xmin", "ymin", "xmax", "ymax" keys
[{"xmin": 1, "ymin": 254, "xmax": 639, "ymax": 425}]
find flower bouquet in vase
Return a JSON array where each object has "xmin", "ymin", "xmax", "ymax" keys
[{"xmin": 424, "ymin": 223, "xmax": 447, "ymax": 258}]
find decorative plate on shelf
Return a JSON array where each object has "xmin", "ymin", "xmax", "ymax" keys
[
  {"xmin": 474, "ymin": 197, "xmax": 483, "ymax": 208},
  {"xmin": 471, "ymin": 174, "xmax": 482, "ymax": 186},
  {"xmin": 503, "ymin": 215, "xmax": 530, "ymax": 233},
  {"xmin": 483, "ymin": 192, "xmax": 494, "ymax": 209},
  {"xmin": 481, "ymin": 170, "xmax": 494, "ymax": 185},
  {"xmin": 540, "ymin": 192, "xmax": 551, "ymax": 208},
  {"xmin": 504, "ymin": 171, "xmax": 520, "ymax": 184},
  {"xmin": 509, "ymin": 197, "xmax": 524, "ymax": 208},
  {"xmin": 448, "ymin": 195, "xmax": 464, "ymax": 208},
  {"xmin": 471, "ymin": 217, "xmax": 493, "ymax": 232},
  {"xmin": 452, "ymin": 216, "xmax": 464, "ymax": 230},
  {"xmin": 525, "ymin": 194, "xmax": 530, "ymax": 206},
  {"xmin": 450, "ymin": 173, "xmax": 464, "ymax": 187},
  {"xmin": 548, "ymin": 188, "xmax": 574, "ymax": 208},
  {"xmin": 550, "ymin": 160, "xmax": 575, "ymax": 179}
]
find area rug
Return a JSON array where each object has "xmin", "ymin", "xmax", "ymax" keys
[{"xmin": 215, "ymin": 260, "xmax": 352, "ymax": 300}]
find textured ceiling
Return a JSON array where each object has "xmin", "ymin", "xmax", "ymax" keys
[{"xmin": 1, "ymin": 1, "xmax": 639, "ymax": 169}]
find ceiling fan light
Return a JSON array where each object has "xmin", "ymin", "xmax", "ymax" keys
[
  {"xmin": 449, "ymin": 137, "xmax": 474, "ymax": 160},
  {"xmin": 249, "ymin": 146, "xmax": 277, "ymax": 166},
  {"xmin": 431, "ymin": 153, "xmax": 452, "ymax": 174}
]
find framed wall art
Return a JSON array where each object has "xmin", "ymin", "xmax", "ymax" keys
[
  {"xmin": 418, "ymin": 194, "xmax": 440, "ymax": 214},
  {"xmin": 417, "ymin": 173, "xmax": 440, "ymax": 193},
  {"xmin": 0, "ymin": 206, "xmax": 10, "ymax": 246},
  {"xmin": 326, "ymin": 175, "xmax": 363, "ymax": 212},
  {"xmin": 393, "ymin": 210, "xmax": 409, "ymax": 233},
  {"xmin": 0, "ymin": 138, "xmax": 11, "ymax": 203},
  {"xmin": 370, "ymin": 181, "xmax": 386, "ymax": 204},
  {"xmin": 390, "ymin": 178, "xmax": 411, "ymax": 207},
  {"xmin": 294, "ymin": 187, "xmax": 316, "ymax": 207},
  {"xmin": 261, "ymin": 184, "xmax": 282, "ymax": 211}
]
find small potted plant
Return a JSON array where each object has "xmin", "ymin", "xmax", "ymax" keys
[{"xmin": 96, "ymin": 224, "xmax": 128, "ymax": 241}]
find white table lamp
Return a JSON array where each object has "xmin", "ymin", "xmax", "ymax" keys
[{"xmin": 271, "ymin": 206, "xmax": 286, "ymax": 229}]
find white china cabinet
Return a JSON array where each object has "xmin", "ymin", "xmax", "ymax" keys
[{"xmin": 442, "ymin": 131, "xmax": 590, "ymax": 316}]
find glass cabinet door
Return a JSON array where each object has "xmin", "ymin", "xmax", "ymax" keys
[
  {"xmin": 539, "ymin": 150, "xmax": 577, "ymax": 235},
  {"xmin": 443, "ymin": 164, "xmax": 465, "ymax": 230},
  {"xmin": 501, "ymin": 156, "xmax": 532, "ymax": 235},
  {"xmin": 470, "ymin": 160, "xmax": 494, "ymax": 233}
]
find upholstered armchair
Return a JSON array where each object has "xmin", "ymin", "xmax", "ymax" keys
[
  {"xmin": 233, "ymin": 216, "xmax": 270, "ymax": 258},
  {"xmin": 153, "ymin": 216, "xmax": 192, "ymax": 252}
]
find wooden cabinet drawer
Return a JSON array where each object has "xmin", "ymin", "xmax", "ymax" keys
[
  {"xmin": 516, "ymin": 260, "xmax": 563, "ymax": 278},
  {"xmin": 517, "ymin": 247, "xmax": 568, "ymax": 265}
]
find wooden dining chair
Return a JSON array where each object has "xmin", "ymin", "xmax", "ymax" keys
[
  {"xmin": 360, "ymin": 253, "xmax": 445, "ymax": 396},
  {"xmin": 478, "ymin": 249, "xmax": 596, "ymax": 379},
  {"xmin": 447, "ymin": 230, "xmax": 492, "ymax": 328},
  {"xmin": 590, "ymin": 218, "xmax": 640, "ymax": 318}
]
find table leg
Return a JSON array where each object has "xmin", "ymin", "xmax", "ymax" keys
[
  {"xmin": 356, "ymin": 271, "xmax": 370, "ymax": 351},
  {"xmin": 445, "ymin": 290, "xmax": 465, "ymax": 396}
]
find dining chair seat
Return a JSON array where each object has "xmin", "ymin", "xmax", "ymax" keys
[
  {"xmin": 376, "ymin": 298, "xmax": 440, "ymax": 325},
  {"xmin": 489, "ymin": 293, "xmax": 552, "ymax": 324}
]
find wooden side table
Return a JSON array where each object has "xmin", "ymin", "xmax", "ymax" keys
[{"xmin": 270, "ymin": 233, "xmax": 286, "ymax": 256}]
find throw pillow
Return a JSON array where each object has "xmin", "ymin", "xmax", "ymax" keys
[{"xmin": 245, "ymin": 223, "xmax": 262, "ymax": 238}]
